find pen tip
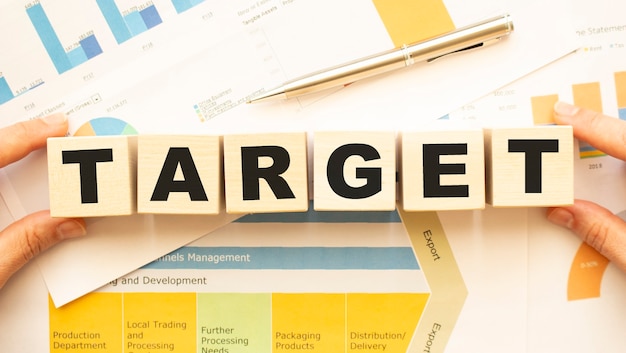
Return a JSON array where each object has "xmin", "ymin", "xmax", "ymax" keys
[{"xmin": 247, "ymin": 87, "xmax": 287, "ymax": 103}]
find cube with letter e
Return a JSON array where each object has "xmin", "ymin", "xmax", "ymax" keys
[{"xmin": 401, "ymin": 128, "xmax": 485, "ymax": 211}]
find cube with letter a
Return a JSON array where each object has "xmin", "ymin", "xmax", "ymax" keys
[
  {"xmin": 137, "ymin": 135, "xmax": 222, "ymax": 214},
  {"xmin": 314, "ymin": 131, "xmax": 396, "ymax": 211},
  {"xmin": 401, "ymin": 128, "xmax": 485, "ymax": 211},
  {"xmin": 47, "ymin": 135, "xmax": 136, "ymax": 217},
  {"xmin": 484, "ymin": 126, "xmax": 573, "ymax": 207},
  {"xmin": 223, "ymin": 132, "xmax": 308, "ymax": 213}
]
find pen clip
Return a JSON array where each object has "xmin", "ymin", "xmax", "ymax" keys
[{"xmin": 426, "ymin": 37, "xmax": 502, "ymax": 63}]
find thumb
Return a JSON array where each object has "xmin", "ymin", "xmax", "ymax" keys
[
  {"xmin": 0, "ymin": 210, "xmax": 86, "ymax": 289},
  {"xmin": 553, "ymin": 101, "xmax": 626, "ymax": 161},
  {"xmin": 547, "ymin": 199, "xmax": 626, "ymax": 273}
]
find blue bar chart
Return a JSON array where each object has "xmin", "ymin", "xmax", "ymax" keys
[
  {"xmin": 96, "ymin": 0, "xmax": 163, "ymax": 44},
  {"xmin": 0, "ymin": 76, "xmax": 13, "ymax": 105},
  {"xmin": 26, "ymin": 2, "xmax": 103, "ymax": 74},
  {"xmin": 172, "ymin": 0, "xmax": 205, "ymax": 14},
  {"xmin": 0, "ymin": 74, "xmax": 45, "ymax": 105},
  {"xmin": 572, "ymin": 82, "xmax": 605, "ymax": 158},
  {"xmin": 616, "ymin": 71, "xmax": 626, "ymax": 120}
]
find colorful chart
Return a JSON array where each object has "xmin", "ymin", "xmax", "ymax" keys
[
  {"xmin": 573, "ymin": 81, "xmax": 606, "ymax": 158},
  {"xmin": 97, "ymin": 0, "xmax": 163, "ymax": 44},
  {"xmin": 172, "ymin": 0, "xmax": 206, "ymax": 14},
  {"xmin": 48, "ymin": 209, "xmax": 466, "ymax": 353},
  {"xmin": 0, "ymin": 76, "xmax": 11, "ymax": 105},
  {"xmin": 26, "ymin": 2, "xmax": 103, "ymax": 74},
  {"xmin": 0, "ymin": 75, "xmax": 44, "ymax": 105},
  {"xmin": 567, "ymin": 209, "xmax": 626, "ymax": 301},
  {"xmin": 74, "ymin": 117, "xmax": 137, "ymax": 136},
  {"xmin": 567, "ymin": 242, "xmax": 610, "ymax": 301},
  {"xmin": 528, "ymin": 74, "xmax": 626, "ymax": 158}
]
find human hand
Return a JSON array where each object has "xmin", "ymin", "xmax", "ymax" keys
[
  {"xmin": 0, "ymin": 114, "xmax": 86, "ymax": 289},
  {"xmin": 547, "ymin": 101, "xmax": 626, "ymax": 273}
]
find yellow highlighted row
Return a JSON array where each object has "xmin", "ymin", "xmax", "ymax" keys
[{"xmin": 49, "ymin": 292, "xmax": 429, "ymax": 353}]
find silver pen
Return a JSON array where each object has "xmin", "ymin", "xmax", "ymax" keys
[{"xmin": 248, "ymin": 13, "xmax": 513, "ymax": 103}]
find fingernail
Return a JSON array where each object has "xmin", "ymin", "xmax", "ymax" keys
[
  {"xmin": 547, "ymin": 208, "xmax": 574, "ymax": 229},
  {"xmin": 42, "ymin": 113, "xmax": 67, "ymax": 126},
  {"xmin": 56, "ymin": 220, "xmax": 87, "ymax": 239},
  {"xmin": 554, "ymin": 101, "xmax": 580, "ymax": 117}
]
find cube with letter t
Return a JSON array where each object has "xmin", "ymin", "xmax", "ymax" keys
[
  {"xmin": 223, "ymin": 132, "xmax": 308, "ymax": 213},
  {"xmin": 47, "ymin": 136, "xmax": 137, "ymax": 217},
  {"xmin": 484, "ymin": 126, "xmax": 574, "ymax": 207}
]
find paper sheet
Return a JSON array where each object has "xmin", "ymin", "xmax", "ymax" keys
[
  {"xmin": 444, "ymin": 1, "xmax": 626, "ymax": 350},
  {"xmin": 0, "ymin": 206, "xmax": 527, "ymax": 353},
  {"xmin": 0, "ymin": 0, "xmax": 577, "ymax": 306},
  {"xmin": 1, "ymin": 0, "xmax": 625, "ymax": 351}
]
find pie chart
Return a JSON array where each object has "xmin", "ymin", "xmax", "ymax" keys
[
  {"xmin": 74, "ymin": 117, "xmax": 137, "ymax": 136},
  {"xmin": 566, "ymin": 209, "xmax": 626, "ymax": 300}
]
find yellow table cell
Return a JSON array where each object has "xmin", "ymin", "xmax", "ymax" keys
[
  {"xmin": 272, "ymin": 293, "xmax": 345, "ymax": 352},
  {"xmin": 49, "ymin": 293, "xmax": 122, "ymax": 353},
  {"xmin": 347, "ymin": 293, "xmax": 429, "ymax": 353},
  {"xmin": 124, "ymin": 293, "xmax": 196, "ymax": 352},
  {"xmin": 198, "ymin": 293, "xmax": 271, "ymax": 353}
]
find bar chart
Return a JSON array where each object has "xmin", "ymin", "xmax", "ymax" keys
[
  {"xmin": 0, "ymin": 76, "xmax": 12, "ymax": 105},
  {"xmin": 530, "ymin": 94, "xmax": 559, "ymax": 125},
  {"xmin": 530, "ymin": 72, "xmax": 626, "ymax": 158},
  {"xmin": 96, "ymin": 0, "xmax": 163, "ymax": 44},
  {"xmin": 0, "ymin": 74, "xmax": 44, "ymax": 105},
  {"xmin": 616, "ymin": 71, "xmax": 626, "ymax": 120},
  {"xmin": 26, "ymin": 2, "xmax": 103, "ymax": 74},
  {"xmin": 572, "ymin": 81, "xmax": 606, "ymax": 158},
  {"xmin": 171, "ymin": 0, "xmax": 205, "ymax": 14}
]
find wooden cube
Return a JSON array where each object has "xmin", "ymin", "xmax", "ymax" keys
[
  {"xmin": 137, "ymin": 135, "xmax": 222, "ymax": 214},
  {"xmin": 223, "ymin": 132, "xmax": 308, "ymax": 213},
  {"xmin": 48, "ymin": 136, "xmax": 136, "ymax": 217},
  {"xmin": 314, "ymin": 131, "xmax": 396, "ymax": 211},
  {"xmin": 485, "ymin": 126, "xmax": 574, "ymax": 207},
  {"xmin": 401, "ymin": 128, "xmax": 485, "ymax": 211}
]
